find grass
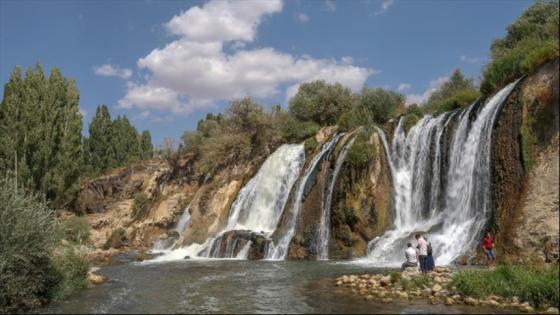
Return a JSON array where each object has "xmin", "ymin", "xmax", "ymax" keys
[{"xmin": 452, "ymin": 264, "xmax": 559, "ymax": 308}]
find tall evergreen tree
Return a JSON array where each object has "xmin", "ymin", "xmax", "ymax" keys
[
  {"xmin": 86, "ymin": 105, "xmax": 113, "ymax": 172},
  {"xmin": 139, "ymin": 130, "xmax": 153, "ymax": 160}
]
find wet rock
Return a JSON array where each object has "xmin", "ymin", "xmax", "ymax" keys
[
  {"xmin": 183, "ymin": 255, "xmax": 190, "ymax": 259},
  {"xmin": 488, "ymin": 299, "xmax": 500, "ymax": 307},
  {"xmin": 380, "ymin": 275, "xmax": 391, "ymax": 286},
  {"xmin": 464, "ymin": 297, "xmax": 479, "ymax": 306},
  {"xmin": 520, "ymin": 305, "xmax": 534, "ymax": 313},
  {"xmin": 546, "ymin": 307, "xmax": 559, "ymax": 314},
  {"xmin": 87, "ymin": 271, "xmax": 106, "ymax": 285}
]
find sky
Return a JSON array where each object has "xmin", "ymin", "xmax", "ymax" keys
[{"xmin": 0, "ymin": 0, "xmax": 533, "ymax": 145}]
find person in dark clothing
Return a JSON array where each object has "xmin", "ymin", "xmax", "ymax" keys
[{"xmin": 425, "ymin": 236, "xmax": 435, "ymax": 272}]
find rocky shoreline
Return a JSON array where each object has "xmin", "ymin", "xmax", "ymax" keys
[{"xmin": 334, "ymin": 266, "xmax": 559, "ymax": 314}]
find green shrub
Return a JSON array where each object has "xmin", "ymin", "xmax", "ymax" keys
[
  {"xmin": 0, "ymin": 179, "xmax": 62, "ymax": 312},
  {"xmin": 277, "ymin": 113, "xmax": 320, "ymax": 142},
  {"xmin": 452, "ymin": 264, "xmax": 559, "ymax": 308},
  {"xmin": 481, "ymin": 0, "xmax": 559, "ymax": 95},
  {"xmin": 403, "ymin": 113, "xmax": 421, "ymax": 133},
  {"xmin": 347, "ymin": 131, "xmax": 375, "ymax": 168},
  {"xmin": 62, "ymin": 216, "xmax": 90, "ymax": 244},
  {"xmin": 51, "ymin": 246, "xmax": 89, "ymax": 299},
  {"xmin": 304, "ymin": 137, "xmax": 318, "ymax": 154},
  {"xmin": 289, "ymin": 80, "xmax": 355, "ymax": 125},
  {"xmin": 132, "ymin": 192, "xmax": 149, "ymax": 219},
  {"xmin": 337, "ymin": 111, "xmax": 360, "ymax": 132},
  {"xmin": 390, "ymin": 271, "xmax": 402, "ymax": 284},
  {"xmin": 411, "ymin": 275, "xmax": 430, "ymax": 289},
  {"xmin": 431, "ymin": 89, "xmax": 480, "ymax": 114}
]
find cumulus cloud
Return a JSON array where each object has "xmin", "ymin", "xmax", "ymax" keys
[
  {"xmin": 325, "ymin": 0, "xmax": 336, "ymax": 12},
  {"xmin": 405, "ymin": 76, "xmax": 448, "ymax": 105},
  {"xmin": 297, "ymin": 13, "xmax": 310, "ymax": 22},
  {"xmin": 398, "ymin": 83, "xmax": 411, "ymax": 91},
  {"xmin": 119, "ymin": 0, "xmax": 376, "ymax": 114},
  {"xmin": 94, "ymin": 64, "xmax": 132, "ymax": 79}
]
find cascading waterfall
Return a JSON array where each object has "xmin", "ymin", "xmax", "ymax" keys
[
  {"xmin": 266, "ymin": 134, "xmax": 343, "ymax": 260},
  {"xmin": 154, "ymin": 143, "xmax": 305, "ymax": 261},
  {"xmin": 317, "ymin": 133, "xmax": 357, "ymax": 260},
  {"xmin": 366, "ymin": 80, "xmax": 519, "ymax": 266},
  {"xmin": 202, "ymin": 143, "xmax": 305, "ymax": 259}
]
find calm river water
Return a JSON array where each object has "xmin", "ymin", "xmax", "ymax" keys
[{"xmin": 46, "ymin": 258, "xmax": 517, "ymax": 314}]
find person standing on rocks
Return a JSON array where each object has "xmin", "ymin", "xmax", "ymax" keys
[
  {"xmin": 401, "ymin": 242, "xmax": 418, "ymax": 271},
  {"xmin": 425, "ymin": 236, "xmax": 435, "ymax": 272},
  {"xmin": 415, "ymin": 234, "xmax": 429, "ymax": 273},
  {"xmin": 482, "ymin": 232, "xmax": 496, "ymax": 268}
]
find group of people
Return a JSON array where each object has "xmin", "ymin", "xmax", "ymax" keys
[
  {"xmin": 401, "ymin": 234, "xmax": 434, "ymax": 273},
  {"xmin": 401, "ymin": 232, "xmax": 497, "ymax": 271}
]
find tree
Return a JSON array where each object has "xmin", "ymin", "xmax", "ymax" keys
[
  {"xmin": 423, "ymin": 69, "xmax": 479, "ymax": 114},
  {"xmin": 0, "ymin": 66, "xmax": 25, "ymax": 193},
  {"xmin": 289, "ymin": 80, "xmax": 354, "ymax": 125},
  {"xmin": 139, "ymin": 130, "xmax": 153, "ymax": 160},
  {"xmin": 86, "ymin": 105, "xmax": 113, "ymax": 173},
  {"xmin": 356, "ymin": 87, "xmax": 404, "ymax": 124}
]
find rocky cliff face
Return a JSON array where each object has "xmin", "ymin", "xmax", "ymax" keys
[
  {"xmin": 491, "ymin": 58, "xmax": 559, "ymax": 262},
  {"xmin": 71, "ymin": 60, "xmax": 558, "ymax": 264}
]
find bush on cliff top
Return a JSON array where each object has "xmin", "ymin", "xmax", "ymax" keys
[{"xmin": 480, "ymin": 0, "xmax": 559, "ymax": 95}]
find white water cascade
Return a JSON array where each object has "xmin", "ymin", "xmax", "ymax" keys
[
  {"xmin": 154, "ymin": 143, "xmax": 305, "ymax": 261},
  {"xmin": 266, "ymin": 134, "xmax": 343, "ymax": 260},
  {"xmin": 366, "ymin": 80, "xmax": 519, "ymax": 266},
  {"xmin": 317, "ymin": 134, "xmax": 357, "ymax": 260}
]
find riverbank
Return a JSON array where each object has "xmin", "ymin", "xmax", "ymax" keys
[{"xmin": 334, "ymin": 264, "xmax": 559, "ymax": 314}]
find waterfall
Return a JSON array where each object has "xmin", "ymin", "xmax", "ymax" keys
[
  {"xmin": 317, "ymin": 133, "xmax": 357, "ymax": 260},
  {"xmin": 175, "ymin": 204, "xmax": 192, "ymax": 236},
  {"xmin": 151, "ymin": 203, "xmax": 192, "ymax": 252},
  {"xmin": 266, "ymin": 134, "xmax": 343, "ymax": 260},
  {"xmin": 366, "ymin": 80, "xmax": 519, "ymax": 266}
]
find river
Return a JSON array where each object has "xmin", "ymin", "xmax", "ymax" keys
[{"xmin": 46, "ymin": 256, "xmax": 517, "ymax": 314}]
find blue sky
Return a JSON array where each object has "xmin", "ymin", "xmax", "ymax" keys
[{"xmin": 0, "ymin": 0, "xmax": 532, "ymax": 145}]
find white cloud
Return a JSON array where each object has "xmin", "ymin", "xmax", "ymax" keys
[
  {"xmin": 119, "ymin": 0, "xmax": 376, "ymax": 114},
  {"xmin": 166, "ymin": 0, "xmax": 282, "ymax": 42},
  {"xmin": 374, "ymin": 0, "xmax": 394, "ymax": 15},
  {"xmin": 297, "ymin": 13, "xmax": 310, "ymax": 22},
  {"xmin": 398, "ymin": 83, "xmax": 411, "ymax": 91},
  {"xmin": 405, "ymin": 76, "xmax": 448, "ymax": 105},
  {"xmin": 460, "ymin": 55, "xmax": 484, "ymax": 64},
  {"xmin": 94, "ymin": 64, "xmax": 132, "ymax": 79},
  {"xmin": 325, "ymin": 0, "xmax": 336, "ymax": 12}
]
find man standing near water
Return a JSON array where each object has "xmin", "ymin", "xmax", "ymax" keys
[
  {"xmin": 416, "ymin": 234, "xmax": 429, "ymax": 273},
  {"xmin": 482, "ymin": 232, "xmax": 496, "ymax": 268},
  {"xmin": 401, "ymin": 243, "xmax": 418, "ymax": 271}
]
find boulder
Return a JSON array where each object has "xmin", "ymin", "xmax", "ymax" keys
[
  {"xmin": 87, "ymin": 271, "xmax": 106, "ymax": 285},
  {"xmin": 431, "ymin": 284, "xmax": 442, "ymax": 294},
  {"xmin": 520, "ymin": 305, "xmax": 534, "ymax": 313},
  {"xmin": 380, "ymin": 276, "xmax": 391, "ymax": 286},
  {"xmin": 546, "ymin": 307, "xmax": 559, "ymax": 314},
  {"xmin": 445, "ymin": 297, "xmax": 454, "ymax": 305},
  {"xmin": 464, "ymin": 297, "xmax": 479, "ymax": 306}
]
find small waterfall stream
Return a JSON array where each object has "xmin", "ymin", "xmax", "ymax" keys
[
  {"xmin": 317, "ymin": 133, "xmax": 357, "ymax": 260},
  {"xmin": 366, "ymin": 80, "xmax": 519, "ymax": 266},
  {"xmin": 266, "ymin": 134, "xmax": 343, "ymax": 260}
]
